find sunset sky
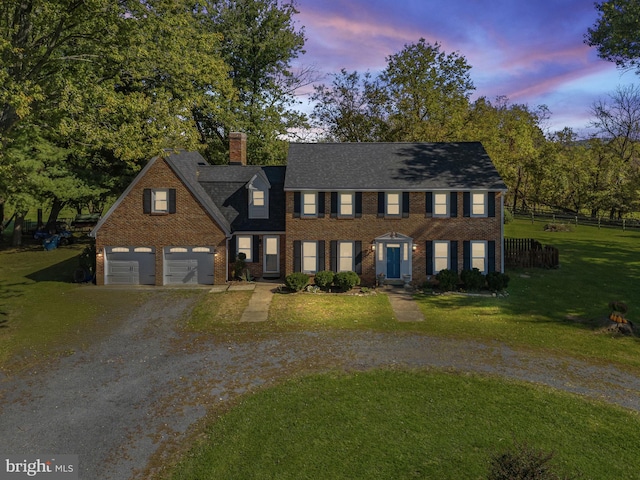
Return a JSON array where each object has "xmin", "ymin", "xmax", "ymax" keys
[{"xmin": 292, "ymin": 0, "xmax": 637, "ymax": 135}]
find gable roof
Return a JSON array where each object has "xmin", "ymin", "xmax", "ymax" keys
[
  {"xmin": 284, "ymin": 142, "xmax": 507, "ymax": 191},
  {"xmin": 91, "ymin": 150, "xmax": 232, "ymax": 237}
]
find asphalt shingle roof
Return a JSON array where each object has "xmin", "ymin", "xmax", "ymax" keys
[{"xmin": 283, "ymin": 142, "xmax": 507, "ymax": 191}]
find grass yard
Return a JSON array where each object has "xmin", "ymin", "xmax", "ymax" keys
[
  {"xmin": 169, "ymin": 369, "xmax": 640, "ymax": 480},
  {"xmin": 0, "ymin": 241, "xmax": 145, "ymax": 372}
]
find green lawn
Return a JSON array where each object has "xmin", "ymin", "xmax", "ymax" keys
[
  {"xmin": 170, "ymin": 370, "xmax": 640, "ymax": 480},
  {"xmin": 0, "ymin": 241, "xmax": 145, "ymax": 372}
]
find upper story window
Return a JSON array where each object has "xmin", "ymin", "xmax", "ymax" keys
[
  {"xmin": 249, "ymin": 188, "xmax": 268, "ymax": 219},
  {"xmin": 302, "ymin": 192, "xmax": 317, "ymax": 217},
  {"xmin": 471, "ymin": 192, "xmax": 487, "ymax": 217},
  {"xmin": 143, "ymin": 188, "xmax": 176, "ymax": 215},
  {"xmin": 339, "ymin": 192, "xmax": 354, "ymax": 217},
  {"xmin": 386, "ymin": 192, "xmax": 401, "ymax": 216},
  {"xmin": 433, "ymin": 193, "xmax": 448, "ymax": 217}
]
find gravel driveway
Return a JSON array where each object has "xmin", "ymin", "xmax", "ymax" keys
[{"xmin": 1, "ymin": 292, "xmax": 639, "ymax": 479}]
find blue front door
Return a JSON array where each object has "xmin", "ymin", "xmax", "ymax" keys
[{"xmin": 386, "ymin": 246, "xmax": 401, "ymax": 279}]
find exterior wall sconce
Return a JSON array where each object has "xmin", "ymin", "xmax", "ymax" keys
[
  {"xmin": 371, "ymin": 243, "xmax": 376, "ymax": 251},
  {"xmin": 412, "ymin": 244, "xmax": 417, "ymax": 251},
  {"xmin": 97, "ymin": 248, "xmax": 104, "ymax": 257}
]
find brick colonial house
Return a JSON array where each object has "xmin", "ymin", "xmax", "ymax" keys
[{"xmin": 91, "ymin": 133, "xmax": 507, "ymax": 286}]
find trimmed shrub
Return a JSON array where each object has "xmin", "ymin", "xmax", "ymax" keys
[
  {"xmin": 486, "ymin": 272, "xmax": 510, "ymax": 291},
  {"xmin": 461, "ymin": 268, "xmax": 486, "ymax": 291},
  {"xmin": 504, "ymin": 208, "xmax": 514, "ymax": 224},
  {"xmin": 285, "ymin": 272, "xmax": 310, "ymax": 292},
  {"xmin": 435, "ymin": 269, "xmax": 458, "ymax": 291},
  {"xmin": 333, "ymin": 271, "xmax": 360, "ymax": 291},
  {"xmin": 487, "ymin": 442, "xmax": 575, "ymax": 480},
  {"xmin": 233, "ymin": 252, "xmax": 247, "ymax": 279},
  {"xmin": 314, "ymin": 270, "xmax": 335, "ymax": 289}
]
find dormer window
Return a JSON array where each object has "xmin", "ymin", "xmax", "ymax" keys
[{"xmin": 247, "ymin": 173, "xmax": 270, "ymax": 219}]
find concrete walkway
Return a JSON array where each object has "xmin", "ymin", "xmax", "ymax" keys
[
  {"xmin": 385, "ymin": 286, "xmax": 425, "ymax": 322},
  {"xmin": 239, "ymin": 282, "xmax": 278, "ymax": 322}
]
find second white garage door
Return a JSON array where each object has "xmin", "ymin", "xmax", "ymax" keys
[{"xmin": 163, "ymin": 247, "xmax": 214, "ymax": 285}]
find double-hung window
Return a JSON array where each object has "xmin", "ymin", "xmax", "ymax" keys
[
  {"xmin": 433, "ymin": 193, "xmax": 448, "ymax": 217},
  {"xmin": 302, "ymin": 241, "xmax": 317, "ymax": 273},
  {"xmin": 386, "ymin": 192, "xmax": 401, "ymax": 216},
  {"xmin": 471, "ymin": 241, "xmax": 487, "ymax": 273},
  {"xmin": 471, "ymin": 192, "xmax": 487, "ymax": 217},
  {"xmin": 338, "ymin": 241, "xmax": 354, "ymax": 272},
  {"xmin": 237, "ymin": 235, "xmax": 253, "ymax": 262},
  {"xmin": 302, "ymin": 192, "xmax": 317, "ymax": 217},
  {"xmin": 339, "ymin": 192, "xmax": 354, "ymax": 217},
  {"xmin": 433, "ymin": 241, "xmax": 449, "ymax": 273},
  {"xmin": 152, "ymin": 189, "xmax": 169, "ymax": 213}
]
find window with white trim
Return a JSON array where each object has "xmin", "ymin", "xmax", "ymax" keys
[
  {"xmin": 471, "ymin": 241, "xmax": 487, "ymax": 273},
  {"xmin": 472, "ymin": 192, "xmax": 487, "ymax": 216},
  {"xmin": 339, "ymin": 192, "xmax": 354, "ymax": 217},
  {"xmin": 237, "ymin": 235, "xmax": 253, "ymax": 262},
  {"xmin": 302, "ymin": 241, "xmax": 317, "ymax": 273},
  {"xmin": 249, "ymin": 188, "xmax": 268, "ymax": 219},
  {"xmin": 338, "ymin": 241, "xmax": 354, "ymax": 272},
  {"xmin": 152, "ymin": 189, "xmax": 169, "ymax": 213},
  {"xmin": 302, "ymin": 192, "xmax": 317, "ymax": 217},
  {"xmin": 433, "ymin": 241, "xmax": 449, "ymax": 273},
  {"xmin": 386, "ymin": 192, "xmax": 401, "ymax": 216},
  {"xmin": 433, "ymin": 193, "xmax": 448, "ymax": 216}
]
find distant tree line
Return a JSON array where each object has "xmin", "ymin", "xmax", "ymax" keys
[{"xmin": 1, "ymin": 0, "xmax": 638, "ymax": 246}]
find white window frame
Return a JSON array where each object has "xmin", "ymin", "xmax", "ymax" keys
[
  {"xmin": 338, "ymin": 241, "xmax": 354, "ymax": 272},
  {"xmin": 471, "ymin": 240, "xmax": 487, "ymax": 274},
  {"xmin": 433, "ymin": 192, "xmax": 449, "ymax": 217},
  {"xmin": 302, "ymin": 192, "xmax": 318, "ymax": 217},
  {"xmin": 237, "ymin": 235, "xmax": 253, "ymax": 262},
  {"xmin": 433, "ymin": 241, "xmax": 449, "ymax": 274},
  {"xmin": 338, "ymin": 192, "xmax": 354, "ymax": 218},
  {"xmin": 302, "ymin": 241, "xmax": 317, "ymax": 273},
  {"xmin": 152, "ymin": 189, "xmax": 169, "ymax": 213},
  {"xmin": 249, "ymin": 189, "xmax": 268, "ymax": 219},
  {"xmin": 471, "ymin": 192, "xmax": 487, "ymax": 217},
  {"xmin": 386, "ymin": 192, "xmax": 401, "ymax": 217}
]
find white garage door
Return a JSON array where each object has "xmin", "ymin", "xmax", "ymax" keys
[
  {"xmin": 105, "ymin": 247, "xmax": 156, "ymax": 285},
  {"xmin": 163, "ymin": 247, "xmax": 214, "ymax": 285}
]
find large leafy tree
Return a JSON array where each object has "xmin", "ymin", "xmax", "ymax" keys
[
  {"xmin": 199, "ymin": 0, "xmax": 312, "ymax": 164},
  {"xmin": 0, "ymin": 0, "xmax": 236, "ymax": 241},
  {"xmin": 586, "ymin": 0, "xmax": 640, "ymax": 72}
]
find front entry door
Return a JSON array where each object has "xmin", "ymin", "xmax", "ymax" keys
[
  {"xmin": 386, "ymin": 246, "xmax": 401, "ymax": 279},
  {"xmin": 263, "ymin": 235, "xmax": 280, "ymax": 276}
]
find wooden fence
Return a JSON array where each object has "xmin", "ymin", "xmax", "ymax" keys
[{"xmin": 504, "ymin": 238, "xmax": 559, "ymax": 269}]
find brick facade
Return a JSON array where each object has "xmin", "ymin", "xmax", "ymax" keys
[
  {"xmin": 95, "ymin": 158, "xmax": 228, "ymax": 285},
  {"xmin": 285, "ymin": 191, "xmax": 503, "ymax": 286}
]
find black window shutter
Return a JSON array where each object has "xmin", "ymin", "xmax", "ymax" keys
[
  {"xmin": 293, "ymin": 192, "xmax": 301, "ymax": 218},
  {"xmin": 293, "ymin": 240, "xmax": 301, "ymax": 272},
  {"xmin": 463, "ymin": 240, "xmax": 471, "ymax": 270},
  {"xmin": 330, "ymin": 192, "xmax": 338, "ymax": 218},
  {"xmin": 488, "ymin": 240, "xmax": 496, "ymax": 272},
  {"xmin": 318, "ymin": 192, "xmax": 325, "ymax": 218},
  {"xmin": 450, "ymin": 192, "xmax": 458, "ymax": 218},
  {"xmin": 168, "ymin": 189, "xmax": 177, "ymax": 214},
  {"xmin": 425, "ymin": 192, "xmax": 433, "ymax": 217},
  {"xmin": 463, "ymin": 192, "xmax": 471, "ymax": 217},
  {"xmin": 252, "ymin": 235, "xmax": 260, "ymax": 263},
  {"xmin": 355, "ymin": 241, "xmax": 362, "ymax": 274},
  {"xmin": 402, "ymin": 192, "xmax": 410, "ymax": 218},
  {"xmin": 426, "ymin": 240, "xmax": 433, "ymax": 275},
  {"xmin": 451, "ymin": 241, "xmax": 459, "ymax": 272},
  {"xmin": 330, "ymin": 241, "xmax": 337, "ymax": 272},
  {"xmin": 143, "ymin": 189, "xmax": 151, "ymax": 214},
  {"xmin": 317, "ymin": 240, "xmax": 325, "ymax": 271},
  {"xmin": 355, "ymin": 192, "xmax": 362, "ymax": 218},
  {"xmin": 488, "ymin": 192, "xmax": 496, "ymax": 217},
  {"xmin": 229, "ymin": 235, "xmax": 236, "ymax": 261},
  {"xmin": 377, "ymin": 192, "xmax": 384, "ymax": 217}
]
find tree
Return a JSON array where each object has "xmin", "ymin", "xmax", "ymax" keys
[
  {"xmin": 381, "ymin": 38, "xmax": 474, "ymax": 142},
  {"xmin": 586, "ymin": 0, "xmax": 640, "ymax": 73},
  {"xmin": 311, "ymin": 69, "xmax": 389, "ymax": 142},
  {"xmin": 199, "ymin": 0, "xmax": 313, "ymax": 164}
]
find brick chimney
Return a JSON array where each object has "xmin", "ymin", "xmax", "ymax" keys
[{"xmin": 229, "ymin": 132, "xmax": 247, "ymax": 166}]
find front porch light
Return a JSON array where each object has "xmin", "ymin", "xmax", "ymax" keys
[{"xmin": 412, "ymin": 244, "xmax": 417, "ymax": 251}]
